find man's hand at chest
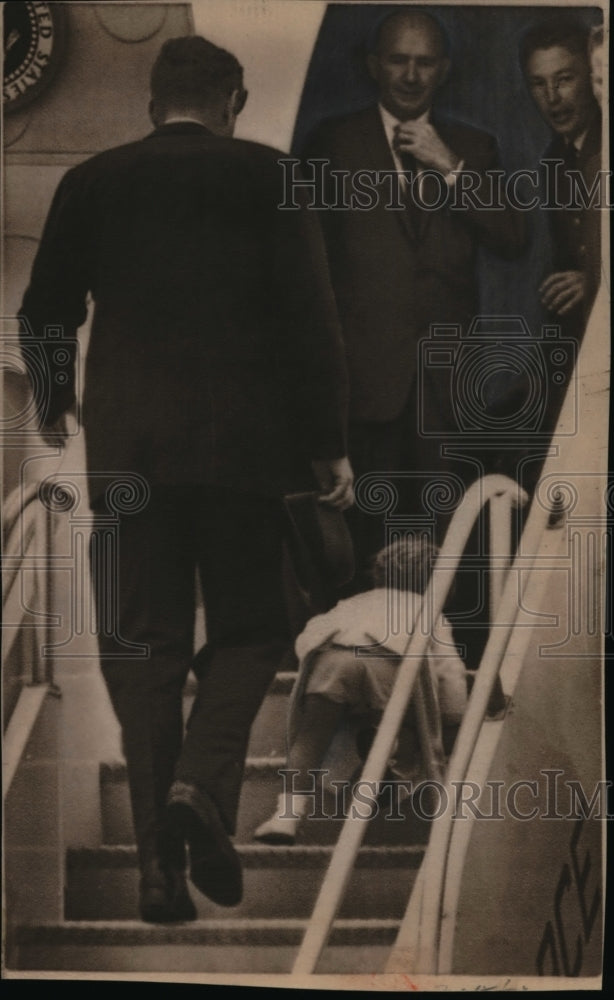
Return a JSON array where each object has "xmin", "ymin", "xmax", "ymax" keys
[{"xmin": 394, "ymin": 120, "xmax": 461, "ymax": 174}]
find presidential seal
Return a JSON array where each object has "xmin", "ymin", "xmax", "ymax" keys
[{"xmin": 3, "ymin": 2, "xmax": 66, "ymax": 113}]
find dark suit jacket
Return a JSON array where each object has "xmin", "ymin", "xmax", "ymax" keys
[
  {"xmin": 19, "ymin": 122, "xmax": 349, "ymax": 502},
  {"xmin": 543, "ymin": 111, "xmax": 602, "ymax": 332},
  {"xmin": 302, "ymin": 106, "xmax": 527, "ymax": 424}
]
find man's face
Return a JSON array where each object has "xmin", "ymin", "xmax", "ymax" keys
[
  {"xmin": 526, "ymin": 45, "xmax": 596, "ymax": 141},
  {"xmin": 590, "ymin": 44, "xmax": 603, "ymax": 107},
  {"xmin": 368, "ymin": 21, "xmax": 450, "ymax": 121}
]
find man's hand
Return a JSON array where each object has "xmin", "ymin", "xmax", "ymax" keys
[
  {"xmin": 39, "ymin": 404, "xmax": 78, "ymax": 449},
  {"xmin": 311, "ymin": 456, "xmax": 354, "ymax": 511},
  {"xmin": 539, "ymin": 271, "xmax": 586, "ymax": 316},
  {"xmin": 394, "ymin": 121, "xmax": 460, "ymax": 174}
]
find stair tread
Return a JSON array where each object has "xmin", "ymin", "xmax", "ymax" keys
[
  {"xmin": 15, "ymin": 917, "xmax": 399, "ymax": 946},
  {"xmin": 67, "ymin": 843, "xmax": 425, "ymax": 869},
  {"xmin": 100, "ymin": 757, "xmax": 288, "ymax": 781}
]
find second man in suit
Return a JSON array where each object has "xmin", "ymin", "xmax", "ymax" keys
[
  {"xmin": 512, "ymin": 15, "xmax": 603, "ymax": 499},
  {"xmin": 301, "ymin": 8, "xmax": 527, "ymax": 580}
]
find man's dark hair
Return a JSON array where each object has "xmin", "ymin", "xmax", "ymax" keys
[
  {"xmin": 519, "ymin": 15, "xmax": 592, "ymax": 72},
  {"xmin": 369, "ymin": 8, "xmax": 450, "ymax": 59},
  {"xmin": 150, "ymin": 35, "xmax": 247, "ymax": 115}
]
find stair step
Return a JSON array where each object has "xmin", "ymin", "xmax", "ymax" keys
[
  {"xmin": 99, "ymin": 758, "xmax": 432, "ymax": 847},
  {"xmin": 64, "ymin": 844, "xmax": 424, "ymax": 921},
  {"xmin": 14, "ymin": 918, "xmax": 399, "ymax": 973},
  {"xmin": 101, "ymin": 757, "xmax": 291, "ymax": 845}
]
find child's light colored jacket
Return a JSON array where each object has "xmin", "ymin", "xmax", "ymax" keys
[{"xmin": 290, "ymin": 588, "xmax": 468, "ymax": 750}]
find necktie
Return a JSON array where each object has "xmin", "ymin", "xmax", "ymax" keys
[{"xmin": 395, "ymin": 128, "xmax": 423, "ymax": 233}]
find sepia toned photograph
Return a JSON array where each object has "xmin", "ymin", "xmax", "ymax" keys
[{"xmin": 2, "ymin": 0, "xmax": 610, "ymax": 988}]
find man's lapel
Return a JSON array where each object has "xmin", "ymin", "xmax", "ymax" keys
[{"xmin": 578, "ymin": 112, "xmax": 602, "ymax": 171}]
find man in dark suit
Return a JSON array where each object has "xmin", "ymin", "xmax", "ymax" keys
[
  {"xmin": 515, "ymin": 16, "xmax": 602, "ymax": 497},
  {"xmin": 19, "ymin": 36, "xmax": 353, "ymax": 921},
  {"xmin": 520, "ymin": 15, "xmax": 605, "ymax": 346},
  {"xmin": 301, "ymin": 8, "xmax": 526, "ymax": 581},
  {"xmin": 521, "ymin": 15, "xmax": 602, "ymax": 336}
]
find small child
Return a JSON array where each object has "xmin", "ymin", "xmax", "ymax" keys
[{"xmin": 254, "ymin": 535, "xmax": 467, "ymax": 844}]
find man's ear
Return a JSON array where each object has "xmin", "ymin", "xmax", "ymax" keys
[
  {"xmin": 438, "ymin": 57, "xmax": 451, "ymax": 87},
  {"xmin": 148, "ymin": 99, "xmax": 160, "ymax": 127},
  {"xmin": 222, "ymin": 88, "xmax": 245, "ymax": 132},
  {"xmin": 233, "ymin": 87, "xmax": 248, "ymax": 116},
  {"xmin": 366, "ymin": 52, "xmax": 380, "ymax": 83}
]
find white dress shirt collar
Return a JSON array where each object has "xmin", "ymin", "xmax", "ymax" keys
[
  {"xmin": 570, "ymin": 129, "xmax": 589, "ymax": 155},
  {"xmin": 161, "ymin": 116, "xmax": 208, "ymax": 127}
]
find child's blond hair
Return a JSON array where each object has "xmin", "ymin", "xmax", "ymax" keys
[{"xmin": 371, "ymin": 534, "xmax": 438, "ymax": 594}]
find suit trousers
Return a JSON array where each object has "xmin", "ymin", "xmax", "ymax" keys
[
  {"xmin": 90, "ymin": 484, "xmax": 290, "ymax": 869},
  {"xmin": 346, "ymin": 380, "xmax": 486, "ymax": 581}
]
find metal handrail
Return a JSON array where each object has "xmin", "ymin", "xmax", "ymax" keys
[
  {"xmin": 2, "ymin": 481, "xmax": 56, "ymax": 687},
  {"xmin": 435, "ymin": 492, "xmax": 574, "ymax": 975},
  {"xmin": 3, "ymin": 481, "xmax": 40, "ymax": 542},
  {"xmin": 413, "ymin": 660, "xmax": 446, "ymax": 786},
  {"xmin": 3, "ymin": 477, "xmax": 59, "ymax": 799},
  {"xmin": 385, "ymin": 286, "xmax": 610, "ymax": 974},
  {"xmin": 2, "ymin": 524, "xmax": 39, "ymax": 668},
  {"xmin": 3, "ymin": 490, "xmax": 39, "ymax": 598},
  {"xmin": 292, "ymin": 473, "xmax": 527, "ymax": 974},
  {"xmin": 387, "ymin": 486, "xmax": 552, "ymax": 974}
]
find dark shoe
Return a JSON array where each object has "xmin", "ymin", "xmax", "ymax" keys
[
  {"xmin": 139, "ymin": 860, "xmax": 197, "ymax": 923},
  {"xmin": 166, "ymin": 780, "xmax": 243, "ymax": 907}
]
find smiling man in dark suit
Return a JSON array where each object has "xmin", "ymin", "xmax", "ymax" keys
[
  {"xmin": 521, "ymin": 15, "xmax": 602, "ymax": 332},
  {"xmin": 505, "ymin": 16, "xmax": 603, "ymax": 502},
  {"xmin": 19, "ymin": 36, "xmax": 353, "ymax": 922},
  {"xmin": 302, "ymin": 8, "xmax": 526, "ymax": 580}
]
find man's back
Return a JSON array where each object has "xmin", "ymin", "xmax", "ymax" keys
[
  {"xmin": 82, "ymin": 124, "xmax": 293, "ymax": 338},
  {"xmin": 21, "ymin": 122, "xmax": 348, "ymax": 497},
  {"xmin": 17, "ymin": 33, "xmax": 354, "ymax": 924}
]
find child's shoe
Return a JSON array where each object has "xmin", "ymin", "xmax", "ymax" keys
[{"xmin": 253, "ymin": 793, "xmax": 309, "ymax": 845}]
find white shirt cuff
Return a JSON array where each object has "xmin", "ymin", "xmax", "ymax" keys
[{"xmin": 444, "ymin": 159, "xmax": 465, "ymax": 187}]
